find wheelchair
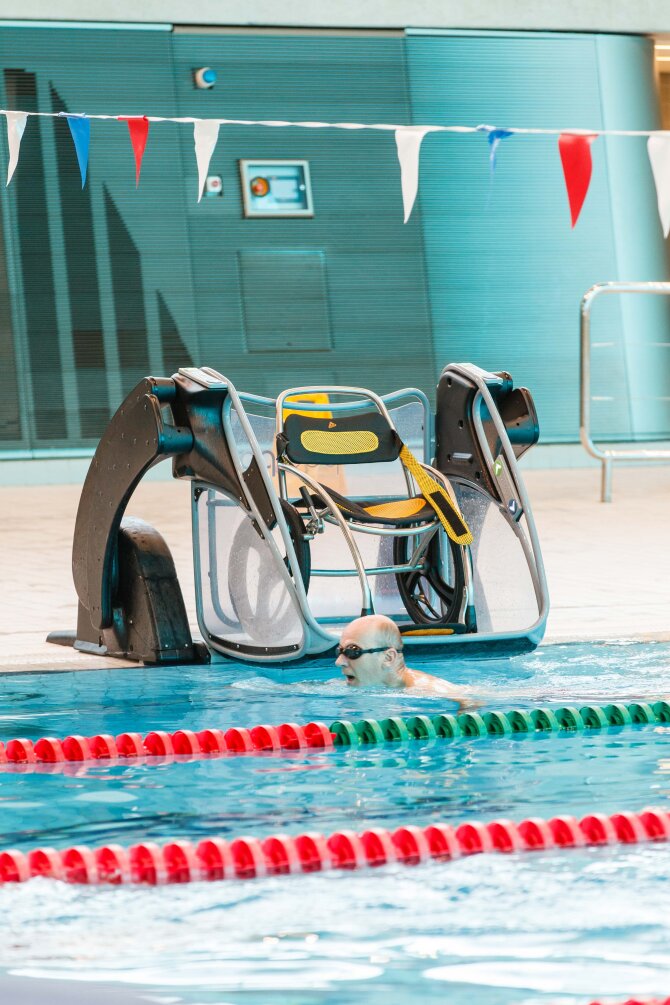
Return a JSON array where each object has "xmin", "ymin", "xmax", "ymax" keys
[{"xmin": 274, "ymin": 384, "xmax": 475, "ymax": 635}]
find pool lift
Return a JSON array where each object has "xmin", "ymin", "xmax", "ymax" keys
[{"xmin": 50, "ymin": 363, "xmax": 549, "ymax": 666}]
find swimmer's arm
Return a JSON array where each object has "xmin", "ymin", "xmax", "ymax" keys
[
  {"xmin": 407, "ymin": 669, "xmax": 482, "ymax": 710},
  {"xmin": 453, "ymin": 692, "xmax": 483, "ymax": 713}
]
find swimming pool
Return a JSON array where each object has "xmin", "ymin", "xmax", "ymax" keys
[{"xmin": 1, "ymin": 640, "xmax": 669, "ymax": 1004}]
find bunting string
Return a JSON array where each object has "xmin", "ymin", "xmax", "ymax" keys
[
  {"xmin": 1, "ymin": 108, "xmax": 668, "ymax": 135},
  {"xmin": 2, "ymin": 108, "xmax": 670, "ymax": 229}
]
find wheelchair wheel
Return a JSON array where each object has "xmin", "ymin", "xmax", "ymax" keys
[{"xmin": 393, "ymin": 528, "xmax": 465, "ymax": 626}]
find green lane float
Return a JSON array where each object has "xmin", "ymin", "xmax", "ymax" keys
[
  {"xmin": 405, "ymin": 715, "xmax": 437, "ymax": 740},
  {"xmin": 380, "ymin": 718, "xmax": 411, "ymax": 742},
  {"xmin": 555, "ymin": 707, "xmax": 584, "ymax": 731},
  {"xmin": 431, "ymin": 714, "xmax": 461, "ymax": 738},
  {"xmin": 628, "ymin": 703, "xmax": 656, "ymax": 724},
  {"xmin": 580, "ymin": 705, "xmax": 609, "ymax": 728},
  {"xmin": 355, "ymin": 719, "xmax": 386, "ymax": 744},
  {"xmin": 483, "ymin": 711, "xmax": 512, "ymax": 735},
  {"xmin": 506, "ymin": 710, "xmax": 534, "ymax": 733},
  {"xmin": 329, "ymin": 720, "xmax": 359, "ymax": 746},
  {"xmin": 603, "ymin": 703, "xmax": 632, "ymax": 726},
  {"xmin": 530, "ymin": 708, "xmax": 560, "ymax": 732},
  {"xmin": 653, "ymin": 700, "xmax": 670, "ymax": 722}
]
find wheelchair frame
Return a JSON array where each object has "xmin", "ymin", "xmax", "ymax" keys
[{"xmin": 273, "ymin": 383, "xmax": 473, "ymax": 624}]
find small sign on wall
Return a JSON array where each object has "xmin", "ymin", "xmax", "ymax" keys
[{"xmin": 239, "ymin": 160, "xmax": 313, "ymax": 217}]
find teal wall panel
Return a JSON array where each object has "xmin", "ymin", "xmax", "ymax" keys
[
  {"xmin": 0, "ymin": 24, "xmax": 196, "ymax": 448},
  {"xmin": 405, "ymin": 30, "xmax": 669, "ymax": 442},
  {"xmin": 238, "ymin": 250, "xmax": 332, "ymax": 352},
  {"xmin": 171, "ymin": 33, "xmax": 435, "ymax": 399}
]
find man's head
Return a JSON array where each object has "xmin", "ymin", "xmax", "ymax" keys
[{"xmin": 336, "ymin": 614, "xmax": 406, "ymax": 687}]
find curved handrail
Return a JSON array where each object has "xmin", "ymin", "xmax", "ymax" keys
[{"xmin": 580, "ymin": 282, "xmax": 670, "ymax": 501}]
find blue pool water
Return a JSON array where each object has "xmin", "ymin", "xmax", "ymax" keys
[{"xmin": 1, "ymin": 640, "xmax": 670, "ymax": 1004}]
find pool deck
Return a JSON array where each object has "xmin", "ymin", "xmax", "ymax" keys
[{"xmin": 1, "ymin": 464, "xmax": 669, "ymax": 673}]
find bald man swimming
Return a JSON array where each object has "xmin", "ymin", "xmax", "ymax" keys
[{"xmin": 335, "ymin": 614, "xmax": 477, "ymax": 709}]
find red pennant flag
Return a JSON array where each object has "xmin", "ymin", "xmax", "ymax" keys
[
  {"xmin": 558, "ymin": 133, "xmax": 597, "ymax": 228},
  {"xmin": 119, "ymin": 116, "xmax": 149, "ymax": 188}
]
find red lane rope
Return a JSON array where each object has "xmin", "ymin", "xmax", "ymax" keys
[
  {"xmin": 589, "ymin": 999, "xmax": 670, "ymax": 1005},
  {"xmin": 0, "ymin": 721, "xmax": 334, "ymax": 770},
  {"xmin": 2, "ymin": 808, "xmax": 669, "ymax": 886}
]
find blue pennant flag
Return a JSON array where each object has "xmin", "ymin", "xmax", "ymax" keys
[
  {"xmin": 62, "ymin": 113, "xmax": 90, "ymax": 188},
  {"xmin": 488, "ymin": 128, "xmax": 513, "ymax": 173},
  {"xmin": 477, "ymin": 124, "xmax": 513, "ymax": 176}
]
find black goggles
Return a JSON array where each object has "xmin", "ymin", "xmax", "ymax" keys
[{"xmin": 337, "ymin": 644, "xmax": 401, "ymax": 661}]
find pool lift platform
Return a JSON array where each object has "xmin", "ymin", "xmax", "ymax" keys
[{"xmin": 50, "ymin": 363, "xmax": 549, "ymax": 666}]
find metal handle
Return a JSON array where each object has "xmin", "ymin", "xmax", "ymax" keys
[{"xmin": 580, "ymin": 281, "xmax": 670, "ymax": 501}]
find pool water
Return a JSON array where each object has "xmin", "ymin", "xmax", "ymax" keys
[{"xmin": 1, "ymin": 640, "xmax": 670, "ymax": 1004}]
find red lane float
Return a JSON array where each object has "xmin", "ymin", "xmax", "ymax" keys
[
  {"xmin": 96, "ymin": 844, "xmax": 131, "ymax": 884},
  {"xmin": 62, "ymin": 735, "xmax": 93, "ymax": 761},
  {"xmin": 3, "ymin": 807, "xmax": 670, "ymax": 886},
  {"xmin": 89, "ymin": 734, "xmax": 118, "ymax": 759},
  {"xmin": 28, "ymin": 847, "xmax": 66, "ymax": 881},
  {"xmin": 262, "ymin": 834, "xmax": 301, "ymax": 875}
]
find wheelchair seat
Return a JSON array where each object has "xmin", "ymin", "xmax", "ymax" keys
[
  {"xmin": 276, "ymin": 404, "xmax": 472, "ymax": 544},
  {"xmin": 299, "ymin": 488, "xmax": 436, "ymax": 526}
]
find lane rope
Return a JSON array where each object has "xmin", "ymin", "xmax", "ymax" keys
[
  {"xmin": 0, "ymin": 700, "xmax": 668, "ymax": 771},
  {"xmin": 0, "ymin": 807, "xmax": 668, "ymax": 885},
  {"xmin": 588, "ymin": 999, "xmax": 670, "ymax": 1005}
]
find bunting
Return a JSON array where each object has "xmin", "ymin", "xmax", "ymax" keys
[
  {"xmin": 2, "ymin": 108, "xmax": 670, "ymax": 235},
  {"xmin": 5, "ymin": 111, "xmax": 27, "ymax": 186},
  {"xmin": 62, "ymin": 113, "xmax": 90, "ymax": 188},
  {"xmin": 486, "ymin": 127, "xmax": 513, "ymax": 175},
  {"xmin": 558, "ymin": 133, "xmax": 597, "ymax": 228},
  {"xmin": 647, "ymin": 135, "xmax": 670, "ymax": 238},
  {"xmin": 119, "ymin": 115, "xmax": 149, "ymax": 188},
  {"xmin": 394, "ymin": 125, "xmax": 439, "ymax": 223},
  {"xmin": 194, "ymin": 119, "xmax": 220, "ymax": 202}
]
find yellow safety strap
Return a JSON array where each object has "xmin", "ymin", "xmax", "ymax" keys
[{"xmin": 398, "ymin": 444, "xmax": 473, "ymax": 546}]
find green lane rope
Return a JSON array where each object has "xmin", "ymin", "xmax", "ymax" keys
[{"xmin": 328, "ymin": 699, "xmax": 670, "ymax": 747}]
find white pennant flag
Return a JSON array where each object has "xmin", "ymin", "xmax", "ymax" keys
[
  {"xmin": 5, "ymin": 111, "xmax": 28, "ymax": 186},
  {"xmin": 194, "ymin": 119, "xmax": 220, "ymax": 202},
  {"xmin": 648, "ymin": 134, "xmax": 670, "ymax": 237},
  {"xmin": 395, "ymin": 126, "xmax": 438, "ymax": 223}
]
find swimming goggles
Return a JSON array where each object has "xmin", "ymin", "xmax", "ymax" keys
[{"xmin": 337, "ymin": 644, "xmax": 401, "ymax": 660}]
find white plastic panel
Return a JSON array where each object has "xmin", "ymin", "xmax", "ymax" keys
[
  {"xmin": 195, "ymin": 487, "xmax": 304, "ymax": 652},
  {"xmin": 455, "ymin": 483, "xmax": 540, "ymax": 633}
]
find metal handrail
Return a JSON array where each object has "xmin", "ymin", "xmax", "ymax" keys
[{"xmin": 580, "ymin": 281, "xmax": 670, "ymax": 502}]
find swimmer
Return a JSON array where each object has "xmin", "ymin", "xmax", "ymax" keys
[{"xmin": 336, "ymin": 614, "xmax": 478, "ymax": 710}]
